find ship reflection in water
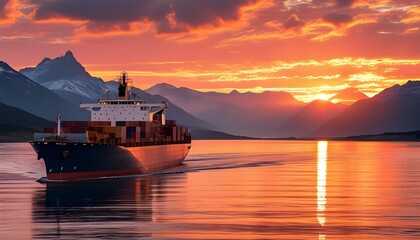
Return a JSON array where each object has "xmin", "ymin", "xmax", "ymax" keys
[{"xmin": 31, "ymin": 176, "xmax": 173, "ymax": 239}]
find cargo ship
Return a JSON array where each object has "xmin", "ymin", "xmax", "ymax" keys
[{"xmin": 30, "ymin": 72, "xmax": 191, "ymax": 181}]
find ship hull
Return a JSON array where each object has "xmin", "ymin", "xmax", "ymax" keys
[{"xmin": 31, "ymin": 142, "xmax": 191, "ymax": 181}]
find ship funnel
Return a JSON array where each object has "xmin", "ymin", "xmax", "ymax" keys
[{"xmin": 118, "ymin": 71, "xmax": 129, "ymax": 100}]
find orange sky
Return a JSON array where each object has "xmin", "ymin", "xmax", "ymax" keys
[{"xmin": 0, "ymin": 0, "xmax": 419, "ymax": 102}]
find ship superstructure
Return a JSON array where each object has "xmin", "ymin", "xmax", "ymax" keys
[
  {"xmin": 80, "ymin": 71, "xmax": 167, "ymax": 125},
  {"xmin": 31, "ymin": 72, "xmax": 191, "ymax": 181}
]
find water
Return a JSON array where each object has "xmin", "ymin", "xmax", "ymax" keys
[{"xmin": 1, "ymin": 140, "xmax": 420, "ymax": 239}]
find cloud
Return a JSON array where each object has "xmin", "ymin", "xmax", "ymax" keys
[
  {"xmin": 322, "ymin": 12, "xmax": 353, "ymax": 26},
  {"xmin": 0, "ymin": 0, "xmax": 7, "ymax": 18},
  {"xmin": 336, "ymin": 0, "xmax": 357, "ymax": 7},
  {"xmin": 30, "ymin": 0, "xmax": 257, "ymax": 34},
  {"xmin": 401, "ymin": 7, "xmax": 420, "ymax": 24},
  {"xmin": 346, "ymin": 72, "xmax": 386, "ymax": 82},
  {"xmin": 283, "ymin": 13, "xmax": 305, "ymax": 31},
  {"xmin": 0, "ymin": 0, "xmax": 20, "ymax": 23},
  {"xmin": 32, "ymin": 0, "xmax": 168, "ymax": 22},
  {"xmin": 171, "ymin": 0, "xmax": 254, "ymax": 27},
  {"xmin": 402, "ymin": 27, "xmax": 419, "ymax": 34}
]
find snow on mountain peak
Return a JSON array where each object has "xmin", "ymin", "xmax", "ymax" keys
[
  {"xmin": 18, "ymin": 51, "xmax": 107, "ymax": 102},
  {"xmin": 20, "ymin": 50, "xmax": 92, "ymax": 83}
]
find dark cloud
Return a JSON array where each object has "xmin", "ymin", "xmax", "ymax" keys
[
  {"xmin": 336, "ymin": 0, "xmax": 356, "ymax": 7},
  {"xmin": 322, "ymin": 13, "xmax": 353, "ymax": 26},
  {"xmin": 310, "ymin": 0, "xmax": 356, "ymax": 8},
  {"xmin": 0, "ymin": 0, "xmax": 9, "ymax": 19},
  {"xmin": 32, "ymin": 0, "xmax": 170, "ymax": 23},
  {"xmin": 283, "ymin": 14, "xmax": 305, "ymax": 30},
  {"xmin": 31, "ymin": 0, "xmax": 256, "ymax": 33},
  {"xmin": 172, "ymin": 0, "xmax": 255, "ymax": 27}
]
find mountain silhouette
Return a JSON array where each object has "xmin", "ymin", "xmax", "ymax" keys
[
  {"xmin": 0, "ymin": 102, "xmax": 53, "ymax": 140},
  {"xmin": 329, "ymin": 87, "xmax": 369, "ymax": 105},
  {"xmin": 315, "ymin": 80, "xmax": 420, "ymax": 137},
  {"xmin": 146, "ymin": 83, "xmax": 304, "ymax": 137},
  {"xmin": 278, "ymin": 100, "xmax": 347, "ymax": 137}
]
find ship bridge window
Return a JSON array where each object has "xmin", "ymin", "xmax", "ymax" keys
[
  {"xmin": 92, "ymin": 107, "xmax": 101, "ymax": 111},
  {"xmin": 141, "ymin": 106, "xmax": 149, "ymax": 111}
]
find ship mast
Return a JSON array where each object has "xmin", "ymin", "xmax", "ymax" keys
[{"xmin": 56, "ymin": 114, "xmax": 61, "ymax": 137}]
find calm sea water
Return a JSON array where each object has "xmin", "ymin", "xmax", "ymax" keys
[{"xmin": 1, "ymin": 140, "xmax": 420, "ymax": 239}]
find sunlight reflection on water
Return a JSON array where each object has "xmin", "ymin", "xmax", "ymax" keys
[
  {"xmin": 317, "ymin": 141, "xmax": 327, "ymax": 227},
  {"xmin": 1, "ymin": 140, "xmax": 420, "ymax": 239}
]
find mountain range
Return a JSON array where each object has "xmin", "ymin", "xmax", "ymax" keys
[
  {"xmin": 146, "ymin": 83, "xmax": 304, "ymax": 137},
  {"xmin": 1, "ymin": 50, "xmax": 419, "ymax": 139}
]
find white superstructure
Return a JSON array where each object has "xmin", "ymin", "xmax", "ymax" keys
[
  {"xmin": 80, "ymin": 100, "xmax": 167, "ymax": 126},
  {"xmin": 80, "ymin": 71, "xmax": 167, "ymax": 126}
]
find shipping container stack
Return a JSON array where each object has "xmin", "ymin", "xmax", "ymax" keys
[{"xmin": 43, "ymin": 120, "xmax": 191, "ymax": 146}]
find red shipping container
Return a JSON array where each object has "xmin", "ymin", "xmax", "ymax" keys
[{"xmin": 136, "ymin": 127, "xmax": 141, "ymax": 142}]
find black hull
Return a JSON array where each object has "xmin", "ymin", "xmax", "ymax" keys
[{"xmin": 31, "ymin": 141, "xmax": 191, "ymax": 181}]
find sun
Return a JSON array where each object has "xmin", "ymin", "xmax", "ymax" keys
[{"xmin": 313, "ymin": 93, "xmax": 332, "ymax": 101}]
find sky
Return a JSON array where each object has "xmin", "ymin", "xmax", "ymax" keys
[{"xmin": 0, "ymin": 0, "xmax": 419, "ymax": 102}]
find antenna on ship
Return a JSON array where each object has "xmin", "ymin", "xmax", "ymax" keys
[{"xmin": 56, "ymin": 114, "xmax": 61, "ymax": 137}]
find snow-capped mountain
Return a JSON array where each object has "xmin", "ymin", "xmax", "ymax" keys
[
  {"xmin": 20, "ymin": 51, "xmax": 108, "ymax": 104},
  {"xmin": 0, "ymin": 61, "xmax": 89, "ymax": 120},
  {"xmin": 18, "ymin": 51, "xmax": 211, "ymax": 130}
]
